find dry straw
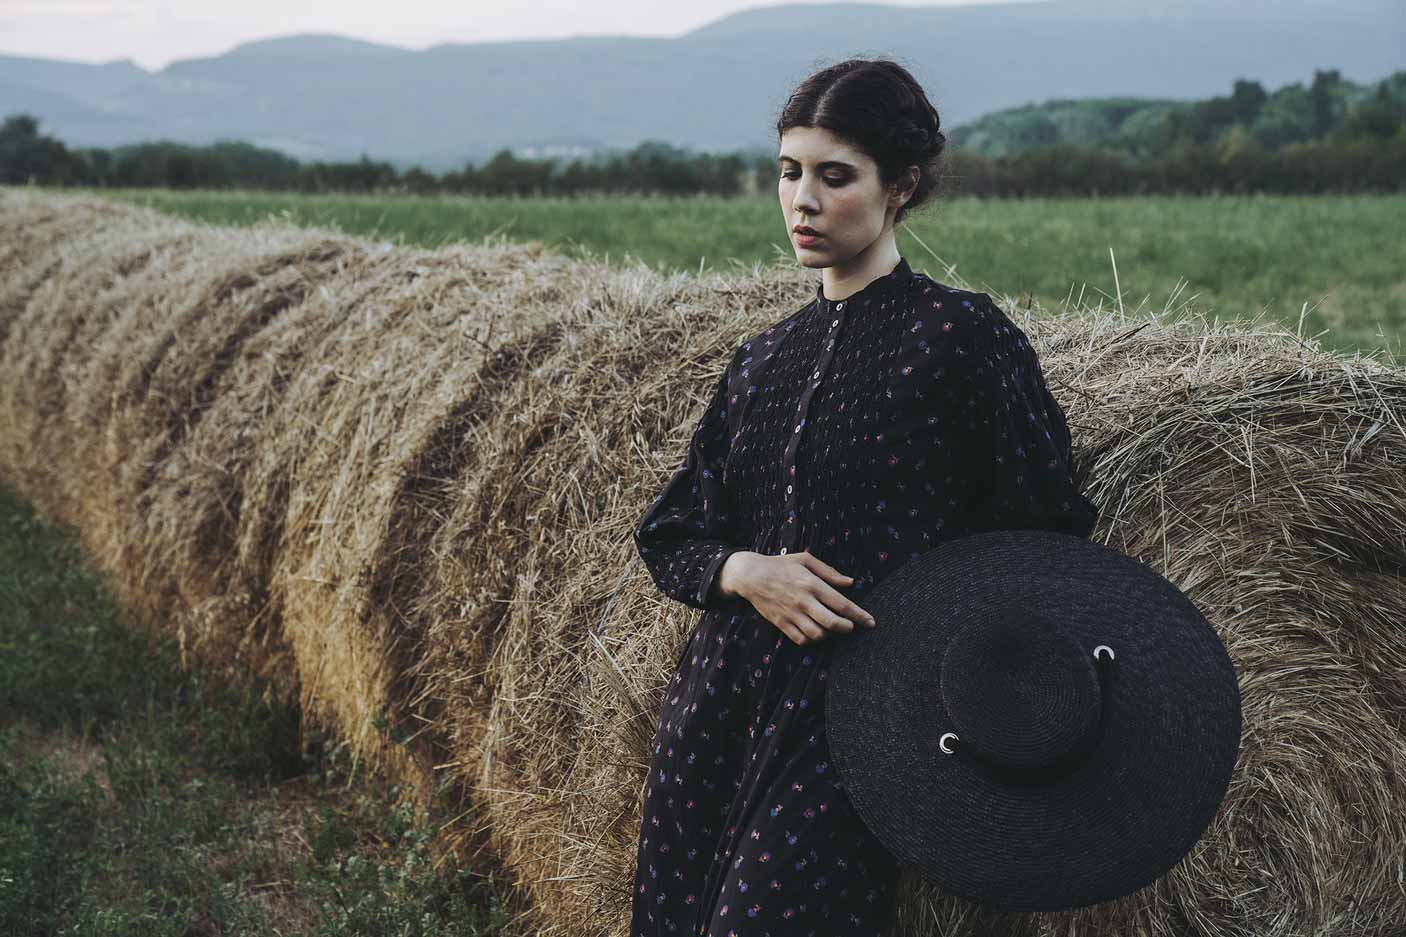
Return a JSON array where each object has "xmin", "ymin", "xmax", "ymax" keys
[{"xmin": 1, "ymin": 187, "xmax": 1403, "ymax": 937}]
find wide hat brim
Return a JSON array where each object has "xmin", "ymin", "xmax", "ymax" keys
[{"xmin": 825, "ymin": 529, "xmax": 1242, "ymax": 913}]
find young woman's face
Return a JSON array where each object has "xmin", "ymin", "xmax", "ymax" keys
[{"xmin": 777, "ymin": 125, "xmax": 898, "ymax": 269}]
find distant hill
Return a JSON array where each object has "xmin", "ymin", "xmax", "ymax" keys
[
  {"xmin": 948, "ymin": 69, "xmax": 1406, "ymax": 158},
  {"xmin": 1, "ymin": 0, "xmax": 1401, "ymax": 170}
]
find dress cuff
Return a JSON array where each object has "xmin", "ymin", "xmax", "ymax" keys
[{"xmin": 696, "ymin": 545, "xmax": 747, "ymax": 610}]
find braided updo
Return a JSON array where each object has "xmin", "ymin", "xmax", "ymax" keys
[{"xmin": 775, "ymin": 58, "xmax": 948, "ymax": 226}]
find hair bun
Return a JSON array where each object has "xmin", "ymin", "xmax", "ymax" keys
[
  {"xmin": 891, "ymin": 119, "xmax": 938, "ymax": 154},
  {"xmin": 776, "ymin": 58, "xmax": 948, "ymax": 223}
]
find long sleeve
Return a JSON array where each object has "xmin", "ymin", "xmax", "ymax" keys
[
  {"xmin": 868, "ymin": 294, "xmax": 1099, "ymax": 585},
  {"xmin": 634, "ymin": 355, "xmax": 748, "ymax": 612},
  {"xmin": 950, "ymin": 305, "xmax": 1101, "ymax": 540}
]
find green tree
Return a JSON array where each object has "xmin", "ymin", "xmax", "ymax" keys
[
  {"xmin": 477, "ymin": 148, "xmax": 553, "ymax": 195},
  {"xmin": 1229, "ymin": 79, "xmax": 1268, "ymax": 123},
  {"xmin": 1309, "ymin": 68, "xmax": 1345, "ymax": 138},
  {"xmin": 1250, "ymin": 83, "xmax": 1315, "ymax": 149},
  {"xmin": 400, "ymin": 166, "xmax": 440, "ymax": 194},
  {"xmin": 1341, "ymin": 83, "xmax": 1403, "ymax": 140},
  {"xmin": 1215, "ymin": 125, "xmax": 1267, "ymax": 193},
  {"xmin": 0, "ymin": 113, "xmax": 82, "ymax": 184}
]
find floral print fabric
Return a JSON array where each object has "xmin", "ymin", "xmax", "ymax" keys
[{"xmin": 630, "ymin": 256, "xmax": 1100, "ymax": 936}]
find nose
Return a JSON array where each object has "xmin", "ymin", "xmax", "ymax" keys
[{"xmin": 789, "ymin": 176, "xmax": 821, "ymax": 216}]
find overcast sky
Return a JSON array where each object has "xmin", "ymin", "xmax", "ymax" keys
[{"xmin": 0, "ymin": 0, "xmax": 1037, "ymax": 70}]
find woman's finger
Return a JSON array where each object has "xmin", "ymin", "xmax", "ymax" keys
[
  {"xmin": 800, "ymin": 552, "xmax": 854, "ymax": 586},
  {"xmin": 806, "ymin": 598, "xmax": 854, "ymax": 633}
]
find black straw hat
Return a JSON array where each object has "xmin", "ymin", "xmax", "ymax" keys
[{"xmin": 825, "ymin": 529, "xmax": 1242, "ymax": 912}]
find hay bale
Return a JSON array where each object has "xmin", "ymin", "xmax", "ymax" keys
[{"xmin": 1, "ymin": 186, "xmax": 1403, "ymax": 937}]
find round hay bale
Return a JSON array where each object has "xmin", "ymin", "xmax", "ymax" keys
[{"xmin": 1, "ymin": 186, "xmax": 1402, "ymax": 937}]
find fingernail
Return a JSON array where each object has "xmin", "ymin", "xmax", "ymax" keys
[{"xmin": 868, "ymin": 618, "xmax": 877, "ymax": 627}]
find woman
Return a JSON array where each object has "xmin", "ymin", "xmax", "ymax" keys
[{"xmin": 629, "ymin": 58, "xmax": 1099, "ymax": 937}]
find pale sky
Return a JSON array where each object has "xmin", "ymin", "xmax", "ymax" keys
[{"xmin": 0, "ymin": 0, "xmax": 1035, "ymax": 70}]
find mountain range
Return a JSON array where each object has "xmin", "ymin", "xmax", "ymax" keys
[{"xmin": 1, "ymin": 0, "xmax": 1401, "ymax": 171}]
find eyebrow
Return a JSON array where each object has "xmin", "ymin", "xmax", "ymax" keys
[{"xmin": 777, "ymin": 156, "xmax": 856, "ymax": 170}]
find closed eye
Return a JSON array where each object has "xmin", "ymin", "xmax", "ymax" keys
[{"xmin": 780, "ymin": 170, "xmax": 848, "ymax": 187}]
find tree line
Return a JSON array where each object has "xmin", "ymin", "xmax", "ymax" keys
[{"xmin": 2, "ymin": 69, "xmax": 1401, "ymax": 197}]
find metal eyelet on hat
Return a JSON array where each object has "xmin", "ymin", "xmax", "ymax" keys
[
  {"xmin": 823, "ymin": 524, "xmax": 1245, "ymax": 913},
  {"xmin": 938, "ymin": 644, "xmax": 1116, "ymax": 754}
]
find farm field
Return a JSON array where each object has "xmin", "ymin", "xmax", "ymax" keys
[
  {"xmin": 98, "ymin": 187, "xmax": 1406, "ymax": 359},
  {"xmin": 4, "ymin": 184, "xmax": 1405, "ymax": 934},
  {"xmin": 0, "ymin": 482, "xmax": 528, "ymax": 936}
]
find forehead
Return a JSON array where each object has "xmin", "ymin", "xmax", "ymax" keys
[{"xmin": 777, "ymin": 126, "xmax": 866, "ymax": 164}]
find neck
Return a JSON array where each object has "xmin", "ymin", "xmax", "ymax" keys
[{"xmin": 821, "ymin": 232, "xmax": 902, "ymax": 302}]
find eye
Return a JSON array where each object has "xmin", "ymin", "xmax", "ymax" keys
[{"xmin": 778, "ymin": 170, "xmax": 848, "ymax": 187}]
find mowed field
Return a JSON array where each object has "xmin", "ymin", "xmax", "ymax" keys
[{"xmin": 100, "ymin": 188, "xmax": 1406, "ymax": 358}]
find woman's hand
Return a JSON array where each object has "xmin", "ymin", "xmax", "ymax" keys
[{"xmin": 719, "ymin": 550, "xmax": 877, "ymax": 646}]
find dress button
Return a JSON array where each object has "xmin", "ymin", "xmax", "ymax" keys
[
  {"xmin": 794, "ymin": 424, "xmax": 801, "ymax": 433},
  {"xmin": 786, "ymin": 485, "xmax": 792, "ymax": 493},
  {"xmin": 837, "ymin": 302, "xmax": 844, "ymax": 310},
  {"xmin": 832, "ymin": 319, "xmax": 839, "ymax": 327},
  {"xmin": 780, "ymin": 547, "xmax": 788, "ymax": 554}
]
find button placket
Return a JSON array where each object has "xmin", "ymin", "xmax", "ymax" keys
[{"xmin": 780, "ymin": 300, "xmax": 846, "ymax": 553}]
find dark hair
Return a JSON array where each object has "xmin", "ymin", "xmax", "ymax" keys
[{"xmin": 775, "ymin": 58, "xmax": 947, "ymax": 226}]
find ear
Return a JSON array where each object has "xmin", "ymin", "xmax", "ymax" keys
[{"xmin": 890, "ymin": 165, "xmax": 920, "ymax": 207}]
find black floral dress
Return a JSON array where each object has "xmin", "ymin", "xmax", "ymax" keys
[{"xmin": 629, "ymin": 256, "xmax": 1100, "ymax": 937}]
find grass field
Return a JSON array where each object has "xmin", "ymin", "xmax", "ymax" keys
[
  {"xmin": 96, "ymin": 187, "xmax": 1406, "ymax": 358},
  {"xmin": 0, "ymin": 483, "xmax": 525, "ymax": 936}
]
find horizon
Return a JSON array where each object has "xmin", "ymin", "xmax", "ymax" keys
[{"xmin": 0, "ymin": 0, "xmax": 1041, "ymax": 71}]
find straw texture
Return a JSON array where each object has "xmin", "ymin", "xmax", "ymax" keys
[{"xmin": 2, "ymin": 187, "xmax": 1404, "ymax": 937}]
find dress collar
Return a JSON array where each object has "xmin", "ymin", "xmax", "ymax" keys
[{"xmin": 814, "ymin": 256, "xmax": 914, "ymax": 312}]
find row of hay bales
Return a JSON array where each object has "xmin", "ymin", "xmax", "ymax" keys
[{"xmin": 2, "ymin": 187, "xmax": 1404, "ymax": 937}]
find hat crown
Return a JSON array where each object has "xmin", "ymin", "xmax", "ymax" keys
[{"xmin": 939, "ymin": 615, "xmax": 1102, "ymax": 772}]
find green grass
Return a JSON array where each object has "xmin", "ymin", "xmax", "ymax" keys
[
  {"xmin": 89, "ymin": 187, "xmax": 1406, "ymax": 358},
  {"xmin": 0, "ymin": 483, "xmax": 525, "ymax": 936}
]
